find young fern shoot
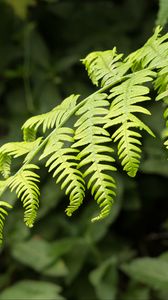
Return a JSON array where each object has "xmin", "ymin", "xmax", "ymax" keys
[{"xmin": 0, "ymin": 26, "xmax": 168, "ymax": 242}]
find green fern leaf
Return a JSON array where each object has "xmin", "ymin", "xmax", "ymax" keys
[
  {"xmin": 82, "ymin": 48, "xmax": 130, "ymax": 87},
  {"xmin": 9, "ymin": 164, "xmax": 40, "ymax": 227},
  {"xmin": 0, "ymin": 153, "xmax": 11, "ymax": 179},
  {"xmin": 0, "ymin": 138, "xmax": 42, "ymax": 176},
  {"xmin": 0, "ymin": 200, "xmax": 12, "ymax": 243},
  {"xmin": 73, "ymin": 93, "xmax": 116, "ymax": 221},
  {"xmin": 22, "ymin": 94, "xmax": 79, "ymax": 133},
  {"xmin": 127, "ymin": 26, "xmax": 168, "ymax": 71},
  {"xmin": 0, "ymin": 138, "xmax": 42, "ymax": 160},
  {"xmin": 105, "ymin": 69, "xmax": 155, "ymax": 177},
  {"xmin": 40, "ymin": 127, "xmax": 85, "ymax": 216},
  {"xmin": 23, "ymin": 127, "xmax": 37, "ymax": 142}
]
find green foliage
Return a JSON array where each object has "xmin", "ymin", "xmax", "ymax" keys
[
  {"xmin": 105, "ymin": 69, "xmax": 155, "ymax": 177},
  {"xmin": 157, "ymin": 0, "xmax": 168, "ymax": 26},
  {"xmin": 122, "ymin": 257, "xmax": 168, "ymax": 291},
  {"xmin": 82, "ymin": 48, "xmax": 129, "ymax": 87},
  {"xmin": 89, "ymin": 256, "xmax": 118, "ymax": 300},
  {"xmin": 0, "ymin": 26, "xmax": 168, "ymax": 242},
  {"xmin": 0, "ymin": 2, "xmax": 168, "ymax": 299},
  {"xmin": 9, "ymin": 164, "xmax": 40, "ymax": 228},
  {"xmin": 0, "ymin": 153, "xmax": 11, "ymax": 179},
  {"xmin": 73, "ymin": 93, "xmax": 116, "ymax": 221},
  {"xmin": 22, "ymin": 94, "xmax": 79, "ymax": 133},
  {"xmin": 0, "ymin": 201, "xmax": 12, "ymax": 243},
  {"xmin": 40, "ymin": 127, "xmax": 85, "ymax": 216},
  {"xmin": 0, "ymin": 280, "xmax": 64, "ymax": 300}
]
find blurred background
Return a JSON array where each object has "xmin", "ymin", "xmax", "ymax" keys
[{"xmin": 0, "ymin": 0, "xmax": 168, "ymax": 299}]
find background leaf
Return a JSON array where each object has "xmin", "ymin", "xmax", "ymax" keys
[
  {"xmin": 0, "ymin": 280, "xmax": 64, "ymax": 300},
  {"xmin": 5, "ymin": 0, "xmax": 35, "ymax": 19},
  {"xmin": 121, "ymin": 257, "xmax": 168, "ymax": 291},
  {"xmin": 156, "ymin": 0, "xmax": 168, "ymax": 26}
]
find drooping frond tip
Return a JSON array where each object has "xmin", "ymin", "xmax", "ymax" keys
[
  {"xmin": 40, "ymin": 127, "xmax": 85, "ymax": 217},
  {"xmin": 9, "ymin": 164, "xmax": 40, "ymax": 228},
  {"xmin": 0, "ymin": 201, "xmax": 12, "ymax": 243},
  {"xmin": 0, "ymin": 153, "xmax": 11, "ymax": 179}
]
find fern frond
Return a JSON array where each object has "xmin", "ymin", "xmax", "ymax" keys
[
  {"xmin": 82, "ymin": 48, "xmax": 130, "ymax": 87},
  {"xmin": 40, "ymin": 127, "xmax": 85, "ymax": 216},
  {"xmin": 0, "ymin": 138, "xmax": 42, "ymax": 176},
  {"xmin": 23, "ymin": 127, "xmax": 37, "ymax": 142},
  {"xmin": 127, "ymin": 26, "xmax": 168, "ymax": 71},
  {"xmin": 0, "ymin": 138, "xmax": 42, "ymax": 160},
  {"xmin": 105, "ymin": 69, "xmax": 155, "ymax": 177},
  {"xmin": 22, "ymin": 94, "xmax": 79, "ymax": 133},
  {"xmin": 9, "ymin": 164, "xmax": 40, "ymax": 227},
  {"xmin": 73, "ymin": 93, "xmax": 116, "ymax": 221},
  {"xmin": 127, "ymin": 26, "xmax": 168, "ymax": 153},
  {"xmin": 0, "ymin": 201, "xmax": 12, "ymax": 243},
  {"xmin": 0, "ymin": 153, "xmax": 11, "ymax": 179}
]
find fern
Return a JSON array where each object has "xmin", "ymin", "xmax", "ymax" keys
[
  {"xmin": 40, "ymin": 127, "xmax": 85, "ymax": 216},
  {"xmin": 23, "ymin": 127, "xmax": 37, "ymax": 142},
  {"xmin": 0, "ymin": 154, "xmax": 11, "ymax": 179},
  {"xmin": 73, "ymin": 93, "xmax": 116, "ymax": 221},
  {"xmin": 0, "ymin": 201, "xmax": 12, "ymax": 243},
  {"xmin": 22, "ymin": 94, "xmax": 79, "ymax": 133},
  {"xmin": 0, "ymin": 27, "xmax": 168, "ymax": 242},
  {"xmin": 9, "ymin": 164, "xmax": 40, "ymax": 227},
  {"xmin": 128, "ymin": 26, "xmax": 168, "ymax": 150},
  {"xmin": 105, "ymin": 69, "xmax": 155, "ymax": 177},
  {"xmin": 0, "ymin": 138, "xmax": 42, "ymax": 179},
  {"xmin": 0, "ymin": 138, "xmax": 42, "ymax": 160},
  {"xmin": 82, "ymin": 48, "xmax": 130, "ymax": 87}
]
